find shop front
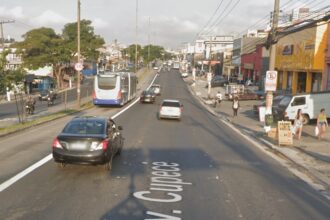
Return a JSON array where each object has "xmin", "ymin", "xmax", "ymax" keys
[
  {"xmin": 241, "ymin": 44, "xmax": 266, "ymax": 85},
  {"xmin": 275, "ymin": 21, "xmax": 328, "ymax": 95}
]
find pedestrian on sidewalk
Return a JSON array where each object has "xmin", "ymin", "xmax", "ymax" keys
[
  {"xmin": 232, "ymin": 96, "xmax": 240, "ymax": 117},
  {"xmin": 293, "ymin": 109, "xmax": 304, "ymax": 140},
  {"xmin": 215, "ymin": 91, "xmax": 222, "ymax": 104},
  {"xmin": 317, "ymin": 108, "xmax": 328, "ymax": 140}
]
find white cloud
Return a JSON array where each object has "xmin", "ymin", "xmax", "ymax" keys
[
  {"xmin": 92, "ymin": 18, "xmax": 108, "ymax": 29},
  {"xmin": 30, "ymin": 10, "xmax": 69, "ymax": 26},
  {"xmin": 0, "ymin": 6, "xmax": 24, "ymax": 19}
]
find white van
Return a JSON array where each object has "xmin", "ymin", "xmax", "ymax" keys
[{"xmin": 273, "ymin": 92, "xmax": 330, "ymax": 124}]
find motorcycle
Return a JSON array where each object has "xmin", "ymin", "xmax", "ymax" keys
[
  {"xmin": 25, "ymin": 103, "xmax": 35, "ymax": 115},
  {"xmin": 213, "ymin": 93, "xmax": 222, "ymax": 108},
  {"xmin": 47, "ymin": 95, "xmax": 55, "ymax": 106}
]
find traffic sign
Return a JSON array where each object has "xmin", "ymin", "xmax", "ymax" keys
[
  {"xmin": 265, "ymin": 70, "xmax": 277, "ymax": 91},
  {"xmin": 75, "ymin": 62, "xmax": 83, "ymax": 71}
]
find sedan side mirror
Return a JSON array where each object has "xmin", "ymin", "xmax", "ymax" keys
[{"xmin": 118, "ymin": 126, "xmax": 123, "ymax": 130}]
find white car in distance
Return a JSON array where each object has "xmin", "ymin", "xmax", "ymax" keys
[
  {"xmin": 150, "ymin": 84, "xmax": 161, "ymax": 95},
  {"xmin": 181, "ymin": 72, "xmax": 189, "ymax": 78},
  {"xmin": 159, "ymin": 99, "xmax": 183, "ymax": 121}
]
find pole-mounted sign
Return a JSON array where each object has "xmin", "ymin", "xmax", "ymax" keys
[
  {"xmin": 75, "ymin": 62, "xmax": 83, "ymax": 71},
  {"xmin": 265, "ymin": 70, "xmax": 277, "ymax": 92}
]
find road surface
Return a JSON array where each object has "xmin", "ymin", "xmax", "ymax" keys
[{"xmin": 0, "ymin": 69, "xmax": 329, "ymax": 220}]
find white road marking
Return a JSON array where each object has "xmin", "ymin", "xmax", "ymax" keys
[
  {"xmin": 0, "ymin": 154, "xmax": 53, "ymax": 192},
  {"xmin": 0, "ymin": 73, "xmax": 159, "ymax": 193}
]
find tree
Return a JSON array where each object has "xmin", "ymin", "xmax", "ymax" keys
[
  {"xmin": 122, "ymin": 44, "xmax": 142, "ymax": 63},
  {"xmin": 15, "ymin": 20, "xmax": 105, "ymax": 89},
  {"xmin": 141, "ymin": 45, "xmax": 165, "ymax": 64},
  {"xmin": 62, "ymin": 19, "xmax": 105, "ymax": 61},
  {"xmin": 14, "ymin": 27, "xmax": 69, "ymax": 88}
]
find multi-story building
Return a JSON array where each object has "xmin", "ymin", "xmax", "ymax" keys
[
  {"xmin": 232, "ymin": 38, "xmax": 242, "ymax": 79},
  {"xmin": 275, "ymin": 18, "xmax": 329, "ymax": 94},
  {"xmin": 240, "ymin": 30, "xmax": 269, "ymax": 84}
]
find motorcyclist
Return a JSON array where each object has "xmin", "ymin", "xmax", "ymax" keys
[
  {"xmin": 26, "ymin": 95, "xmax": 36, "ymax": 114},
  {"xmin": 47, "ymin": 91, "xmax": 56, "ymax": 106},
  {"xmin": 213, "ymin": 91, "xmax": 223, "ymax": 108},
  {"xmin": 216, "ymin": 91, "xmax": 222, "ymax": 103}
]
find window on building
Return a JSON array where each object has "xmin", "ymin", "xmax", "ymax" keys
[
  {"xmin": 311, "ymin": 72, "xmax": 322, "ymax": 92},
  {"xmin": 287, "ymin": 71, "xmax": 292, "ymax": 91},
  {"xmin": 278, "ymin": 71, "xmax": 283, "ymax": 90},
  {"xmin": 297, "ymin": 72, "xmax": 307, "ymax": 93}
]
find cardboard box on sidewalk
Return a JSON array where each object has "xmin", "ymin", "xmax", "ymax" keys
[{"xmin": 267, "ymin": 127, "xmax": 278, "ymax": 140}]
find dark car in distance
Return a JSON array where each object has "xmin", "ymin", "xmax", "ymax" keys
[
  {"xmin": 52, "ymin": 116, "xmax": 124, "ymax": 170},
  {"xmin": 206, "ymin": 75, "xmax": 229, "ymax": 88},
  {"xmin": 253, "ymin": 95, "xmax": 284, "ymax": 115},
  {"xmin": 140, "ymin": 90, "xmax": 156, "ymax": 103},
  {"xmin": 229, "ymin": 89, "xmax": 262, "ymax": 101},
  {"xmin": 38, "ymin": 89, "xmax": 57, "ymax": 101}
]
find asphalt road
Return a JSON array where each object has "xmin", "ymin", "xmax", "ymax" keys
[
  {"xmin": 0, "ymin": 69, "xmax": 330, "ymax": 220},
  {"xmin": 0, "ymin": 78, "xmax": 93, "ymax": 121}
]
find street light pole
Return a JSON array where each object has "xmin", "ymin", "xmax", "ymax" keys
[
  {"xmin": 77, "ymin": 0, "xmax": 81, "ymax": 107},
  {"xmin": 135, "ymin": 0, "xmax": 139, "ymax": 73}
]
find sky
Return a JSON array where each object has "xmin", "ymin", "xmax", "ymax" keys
[{"xmin": 0, "ymin": 0, "xmax": 329, "ymax": 49}]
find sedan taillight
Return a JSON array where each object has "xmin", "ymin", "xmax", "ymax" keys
[
  {"xmin": 52, "ymin": 138, "xmax": 63, "ymax": 149},
  {"xmin": 102, "ymin": 139, "xmax": 109, "ymax": 151}
]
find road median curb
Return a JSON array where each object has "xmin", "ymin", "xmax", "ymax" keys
[{"xmin": 0, "ymin": 101, "xmax": 93, "ymax": 138}]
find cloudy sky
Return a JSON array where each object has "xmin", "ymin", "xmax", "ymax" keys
[{"xmin": 0, "ymin": 0, "xmax": 328, "ymax": 49}]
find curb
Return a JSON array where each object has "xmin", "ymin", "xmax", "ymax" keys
[
  {"xmin": 0, "ymin": 102, "xmax": 94, "ymax": 138},
  {"xmin": 0, "ymin": 69, "xmax": 156, "ymax": 138},
  {"xmin": 186, "ymin": 83, "xmax": 330, "ymax": 192}
]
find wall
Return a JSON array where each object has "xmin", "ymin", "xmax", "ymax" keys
[{"xmin": 275, "ymin": 21, "xmax": 328, "ymax": 94}]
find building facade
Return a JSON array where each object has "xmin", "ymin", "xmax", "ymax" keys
[{"xmin": 275, "ymin": 20, "xmax": 329, "ymax": 94}]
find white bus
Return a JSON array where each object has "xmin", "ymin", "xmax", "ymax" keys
[{"xmin": 93, "ymin": 71, "xmax": 137, "ymax": 106}]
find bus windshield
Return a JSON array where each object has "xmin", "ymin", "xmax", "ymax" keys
[{"xmin": 98, "ymin": 75, "xmax": 117, "ymax": 90}]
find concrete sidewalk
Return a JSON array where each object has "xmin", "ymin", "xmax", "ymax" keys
[{"xmin": 185, "ymin": 75, "xmax": 330, "ymax": 190}]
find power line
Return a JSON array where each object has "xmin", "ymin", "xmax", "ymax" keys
[
  {"xmin": 203, "ymin": 0, "xmax": 242, "ymax": 36},
  {"xmin": 196, "ymin": 0, "xmax": 225, "ymax": 38},
  {"xmin": 200, "ymin": 0, "xmax": 235, "ymax": 37}
]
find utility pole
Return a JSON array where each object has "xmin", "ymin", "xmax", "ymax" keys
[
  {"xmin": 208, "ymin": 36, "xmax": 212, "ymax": 72},
  {"xmin": 0, "ymin": 20, "xmax": 15, "ymax": 49},
  {"xmin": 269, "ymin": 0, "xmax": 279, "ymax": 71},
  {"xmin": 135, "ymin": 0, "xmax": 139, "ymax": 73},
  {"xmin": 77, "ymin": 0, "xmax": 81, "ymax": 107},
  {"xmin": 148, "ymin": 17, "xmax": 151, "ymax": 69},
  {"xmin": 265, "ymin": 0, "xmax": 280, "ymax": 128},
  {"xmin": 207, "ymin": 36, "xmax": 213, "ymax": 99}
]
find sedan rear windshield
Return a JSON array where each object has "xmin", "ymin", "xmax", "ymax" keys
[
  {"xmin": 63, "ymin": 120, "xmax": 105, "ymax": 135},
  {"xmin": 162, "ymin": 101, "xmax": 180, "ymax": 107},
  {"xmin": 98, "ymin": 75, "xmax": 117, "ymax": 90}
]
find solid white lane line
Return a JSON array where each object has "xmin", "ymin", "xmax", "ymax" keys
[
  {"xmin": 0, "ymin": 154, "xmax": 53, "ymax": 192},
  {"xmin": 0, "ymin": 73, "xmax": 159, "ymax": 193}
]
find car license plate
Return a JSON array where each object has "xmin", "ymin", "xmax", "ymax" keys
[{"xmin": 70, "ymin": 143, "xmax": 86, "ymax": 150}]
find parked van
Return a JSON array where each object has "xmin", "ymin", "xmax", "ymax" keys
[{"xmin": 273, "ymin": 92, "xmax": 330, "ymax": 124}]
